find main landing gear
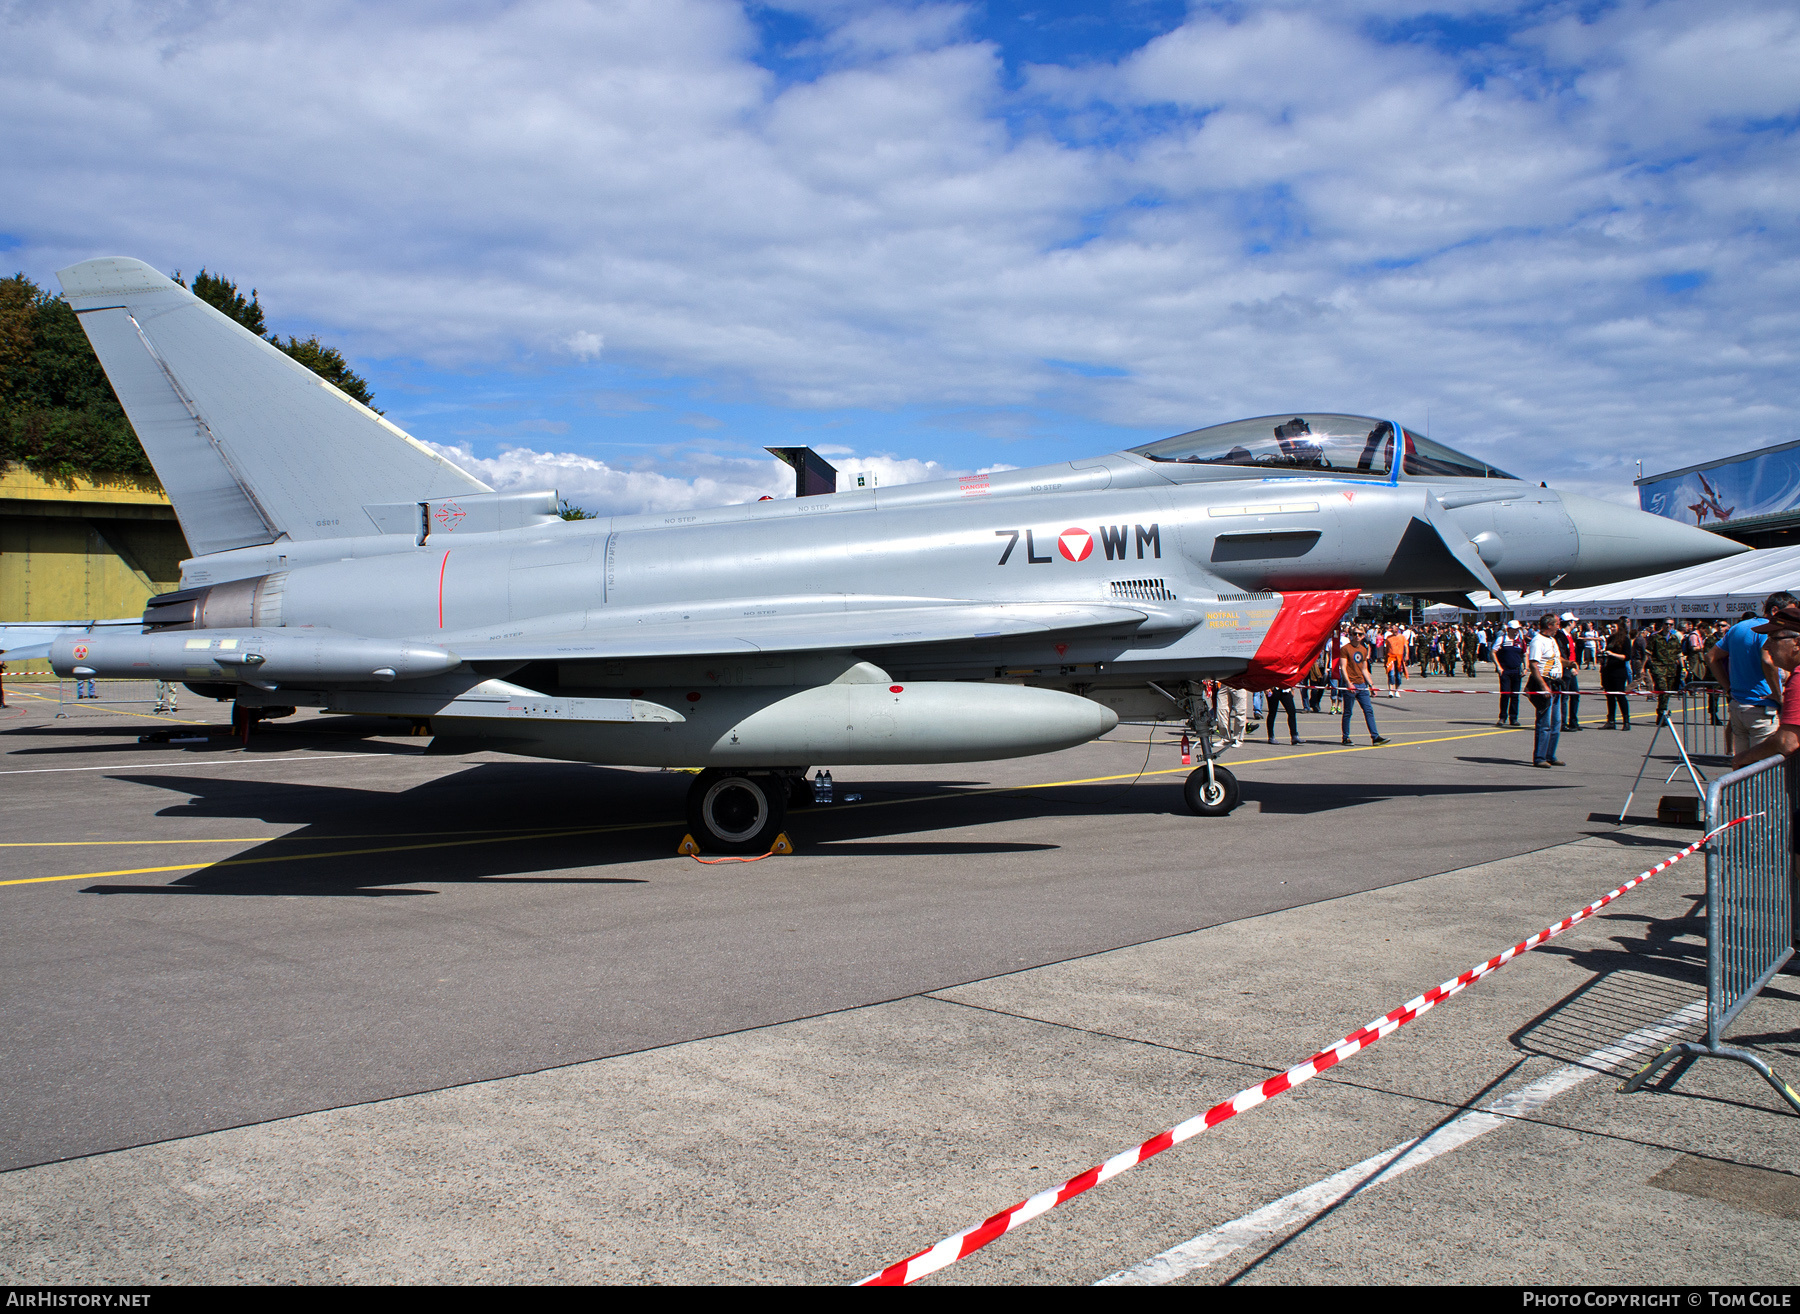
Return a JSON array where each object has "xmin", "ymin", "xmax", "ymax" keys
[
  {"xmin": 685, "ymin": 769, "xmax": 794, "ymax": 854},
  {"xmin": 1151, "ymin": 680, "xmax": 1242, "ymax": 817}
]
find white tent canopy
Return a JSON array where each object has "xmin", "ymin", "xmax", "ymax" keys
[{"xmin": 1421, "ymin": 544, "xmax": 1800, "ymax": 623}]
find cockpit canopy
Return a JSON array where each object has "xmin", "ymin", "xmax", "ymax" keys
[{"xmin": 1129, "ymin": 413, "xmax": 1517, "ymax": 480}]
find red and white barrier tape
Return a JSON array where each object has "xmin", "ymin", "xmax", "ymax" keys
[
  {"xmin": 1394, "ymin": 686, "xmax": 1676, "ymax": 698},
  {"xmin": 1288, "ymin": 683, "xmax": 1691, "ymax": 698},
  {"xmin": 855, "ymin": 812, "xmax": 1759, "ymax": 1286}
]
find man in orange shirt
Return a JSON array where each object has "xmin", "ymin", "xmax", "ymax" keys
[{"xmin": 1384, "ymin": 626, "xmax": 1408, "ymax": 697}]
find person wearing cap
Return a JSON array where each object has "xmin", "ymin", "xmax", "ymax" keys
[
  {"xmin": 1709, "ymin": 591, "xmax": 1792, "ymax": 760},
  {"xmin": 1556, "ymin": 612, "xmax": 1584, "ymax": 732},
  {"xmin": 1495, "ymin": 619, "xmax": 1525, "ymax": 726},
  {"xmin": 1645, "ymin": 617, "xmax": 1685, "ymax": 720}
]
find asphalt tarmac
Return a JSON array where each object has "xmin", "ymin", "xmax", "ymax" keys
[{"xmin": 2, "ymin": 676, "xmax": 1795, "ymax": 1284}]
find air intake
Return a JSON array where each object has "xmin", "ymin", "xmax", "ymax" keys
[{"xmin": 1110, "ymin": 578, "xmax": 1178, "ymax": 602}]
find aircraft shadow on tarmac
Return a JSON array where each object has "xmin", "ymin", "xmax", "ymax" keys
[
  {"xmin": 0, "ymin": 715, "xmax": 428, "ymax": 757},
  {"xmin": 1241, "ymin": 779, "xmax": 1568, "ymax": 814},
  {"xmin": 1, "ymin": 724, "xmax": 251, "ymax": 757},
  {"xmin": 78, "ymin": 761, "xmax": 1072, "ymax": 896}
]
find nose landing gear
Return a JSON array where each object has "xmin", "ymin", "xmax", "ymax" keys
[{"xmin": 1151, "ymin": 680, "xmax": 1242, "ymax": 817}]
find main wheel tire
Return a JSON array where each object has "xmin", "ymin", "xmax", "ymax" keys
[
  {"xmin": 1183, "ymin": 764, "xmax": 1240, "ymax": 816},
  {"xmin": 686, "ymin": 771, "xmax": 788, "ymax": 854}
]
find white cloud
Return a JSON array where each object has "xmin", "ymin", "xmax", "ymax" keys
[
  {"xmin": 3, "ymin": 0, "xmax": 1796, "ymax": 501},
  {"xmin": 829, "ymin": 452, "xmax": 1013, "ymax": 490},
  {"xmin": 425, "ymin": 439, "xmax": 1007, "ymax": 516},
  {"xmin": 429, "ymin": 440, "xmax": 789, "ymax": 516},
  {"xmin": 565, "ymin": 330, "xmax": 604, "ymax": 360}
]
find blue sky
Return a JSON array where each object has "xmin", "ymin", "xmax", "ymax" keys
[{"xmin": 4, "ymin": 0, "xmax": 1797, "ymax": 512}]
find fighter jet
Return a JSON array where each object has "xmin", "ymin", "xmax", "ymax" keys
[{"xmin": 34, "ymin": 257, "xmax": 1743, "ymax": 849}]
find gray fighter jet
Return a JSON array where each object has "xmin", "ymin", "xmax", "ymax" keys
[{"xmin": 39, "ymin": 257, "xmax": 1741, "ymax": 849}]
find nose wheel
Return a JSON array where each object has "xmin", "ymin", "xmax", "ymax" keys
[
  {"xmin": 686, "ymin": 770, "xmax": 789, "ymax": 854},
  {"xmin": 1183, "ymin": 764, "xmax": 1240, "ymax": 816}
]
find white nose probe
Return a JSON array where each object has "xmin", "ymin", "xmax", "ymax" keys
[{"xmin": 49, "ymin": 628, "xmax": 462, "ymax": 685}]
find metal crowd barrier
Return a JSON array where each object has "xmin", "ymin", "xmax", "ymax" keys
[
  {"xmin": 1622, "ymin": 754, "xmax": 1800, "ymax": 1113},
  {"xmin": 1617, "ymin": 682, "xmax": 1727, "ymax": 824},
  {"xmin": 1677, "ymin": 680, "xmax": 1727, "ymax": 762},
  {"xmin": 53, "ymin": 678, "xmax": 179, "ymax": 718}
]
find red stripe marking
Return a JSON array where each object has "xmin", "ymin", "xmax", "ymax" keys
[{"xmin": 437, "ymin": 550, "xmax": 451, "ymax": 628}]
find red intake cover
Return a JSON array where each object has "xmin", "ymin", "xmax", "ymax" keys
[{"xmin": 1226, "ymin": 589, "xmax": 1361, "ymax": 691}]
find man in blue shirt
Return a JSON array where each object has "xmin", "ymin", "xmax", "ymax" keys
[{"xmin": 1709, "ymin": 592, "xmax": 1795, "ymax": 759}]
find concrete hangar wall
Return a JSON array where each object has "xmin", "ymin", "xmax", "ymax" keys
[{"xmin": 0, "ymin": 466, "xmax": 188, "ymax": 670}]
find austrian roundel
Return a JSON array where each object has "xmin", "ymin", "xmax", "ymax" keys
[{"xmin": 1057, "ymin": 527, "xmax": 1093, "ymax": 562}]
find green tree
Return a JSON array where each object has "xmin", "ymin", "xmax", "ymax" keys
[
  {"xmin": 559, "ymin": 500, "xmax": 597, "ymax": 520},
  {"xmin": 270, "ymin": 334, "xmax": 379, "ymax": 411},
  {"xmin": 177, "ymin": 268, "xmax": 268, "ymax": 336},
  {"xmin": 0, "ymin": 274, "xmax": 154, "ymax": 483},
  {"xmin": 1, "ymin": 265, "xmax": 387, "ymax": 482}
]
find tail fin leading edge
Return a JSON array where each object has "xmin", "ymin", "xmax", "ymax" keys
[{"xmin": 57, "ymin": 257, "xmax": 489, "ymax": 558}]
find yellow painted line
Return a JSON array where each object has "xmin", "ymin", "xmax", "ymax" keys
[
  {"xmin": 0, "ymin": 824, "xmax": 629, "ymax": 848},
  {"xmin": 822, "ymin": 727, "xmax": 1527, "ymax": 809},
  {"xmin": 71, "ymin": 704, "xmax": 211, "ymax": 726},
  {"xmin": 0, "ymin": 838, "xmax": 296, "ymax": 848},
  {"xmin": 0, "ymin": 752, "xmax": 387, "ymax": 776},
  {"xmin": 1, "ymin": 820, "xmax": 671, "ymax": 886},
  {"xmin": 1208, "ymin": 726, "xmax": 1526, "ymax": 768},
  {"xmin": 8, "ymin": 727, "xmax": 1528, "ymax": 889},
  {"xmin": 4, "ymin": 687, "xmax": 209, "ymax": 725}
]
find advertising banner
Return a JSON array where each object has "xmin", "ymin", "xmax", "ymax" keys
[{"xmin": 1640, "ymin": 443, "xmax": 1800, "ymax": 528}]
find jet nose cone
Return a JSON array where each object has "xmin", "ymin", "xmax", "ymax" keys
[{"xmin": 1558, "ymin": 491, "xmax": 1748, "ymax": 587}]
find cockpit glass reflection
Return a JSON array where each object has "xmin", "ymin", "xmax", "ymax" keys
[
  {"xmin": 1129, "ymin": 414, "xmax": 1516, "ymax": 480},
  {"xmin": 1398, "ymin": 429, "xmax": 1515, "ymax": 479}
]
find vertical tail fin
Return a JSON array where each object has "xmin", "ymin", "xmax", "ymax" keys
[{"xmin": 57, "ymin": 257, "xmax": 489, "ymax": 557}]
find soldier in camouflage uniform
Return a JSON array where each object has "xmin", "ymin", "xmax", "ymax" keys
[
  {"xmin": 1462, "ymin": 625, "xmax": 1479, "ymax": 677},
  {"xmin": 1646, "ymin": 617, "xmax": 1686, "ymax": 721}
]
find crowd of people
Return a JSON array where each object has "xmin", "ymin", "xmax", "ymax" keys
[{"xmin": 1206, "ymin": 608, "xmax": 1778, "ymax": 773}]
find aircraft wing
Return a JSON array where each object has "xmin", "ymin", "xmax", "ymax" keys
[
  {"xmin": 0, "ymin": 618, "xmax": 144, "ymax": 663},
  {"xmin": 454, "ymin": 601, "xmax": 1151, "ymax": 663}
]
